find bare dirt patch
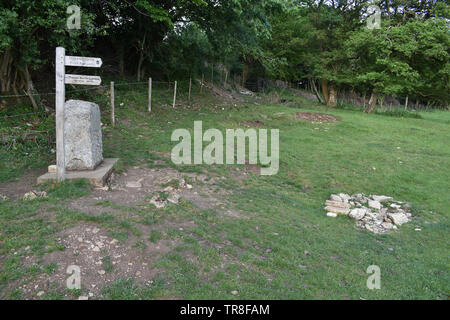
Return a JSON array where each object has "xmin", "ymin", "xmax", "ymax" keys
[
  {"xmin": 68, "ymin": 166, "xmax": 232, "ymax": 213},
  {"xmin": 18, "ymin": 223, "xmax": 177, "ymax": 299},
  {"xmin": 0, "ymin": 169, "xmax": 46, "ymax": 200},
  {"xmin": 2, "ymin": 165, "xmax": 249, "ymax": 299},
  {"xmin": 295, "ymin": 112, "xmax": 339, "ymax": 123}
]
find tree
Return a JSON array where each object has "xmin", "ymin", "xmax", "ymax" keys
[
  {"xmin": 0, "ymin": 0, "xmax": 96, "ymax": 103},
  {"xmin": 344, "ymin": 8, "xmax": 449, "ymax": 112},
  {"xmin": 263, "ymin": 1, "xmax": 366, "ymax": 106}
]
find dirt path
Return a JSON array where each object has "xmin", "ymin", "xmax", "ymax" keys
[{"xmin": 0, "ymin": 168, "xmax": 46, "ymax": 200}]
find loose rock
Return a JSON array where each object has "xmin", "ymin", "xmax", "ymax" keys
[
  {"xmin": 372, "ymin": 195, "xmax": 393, "ymax": 203},
  {"xmin": 168, "ymin": 193, "xmax": 180, "ymax": 204},
  {"xmin": 150, "ymin": 196, "xmax": 167, "ymax": 209},
  {"xmin": 388, "ymin": 212, "xmax": 409, "ymax": 226},
  {"xmin": 126, "ymin": 181, "xmax": 142, "ymax": 188},
  {"xmin": 23, "ymin": 191, "xmax": 47, "ymax": 201},
  {"xmin": 324, "ymin": 206, "xmax": 350, "ymax": 215},
  {"xmin": 349, "ymin": 208, "xmax": 366, "ymax": 221},
  {"xmin": 325, "ymin": 201, "xmax": 350, "ymax": 209},
  {"xmin": 368, "ymin": 200, "xmax": 381, "ymax": 210},
  {"xmin": 330, "ymin": 194, "xmax": 342, "ymax": 202},
  {"xmin": 338, "ymin": 193, "xmax": 351, "ymax": 203},
  {"xmin": 327, "ymin": 212, "xmax": 338, "ymax": 218}
]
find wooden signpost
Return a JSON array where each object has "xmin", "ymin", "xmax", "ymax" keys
[{"xmin": 55, "ymin": 47, "xmax": 102, "ymax": 182}]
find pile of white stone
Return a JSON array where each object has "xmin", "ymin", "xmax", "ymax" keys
[{"xmin": 325, "ymin": 193, "xmax": 412, "ymax": 234}]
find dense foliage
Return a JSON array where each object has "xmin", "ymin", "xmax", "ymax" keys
[{"xmin": 0, "ymin": 0, "xmax": 448, "ymax": 110}]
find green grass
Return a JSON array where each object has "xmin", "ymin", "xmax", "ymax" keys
[
  {"xmin": 0, "ymin": 82, "xmax": 448, "ymax": 300},
  {"xmin": 149, "ymin": 230, "xmax": 163, "ymax": 243},
  {"xmin": 102, "ymin": 256, "xmax": 115, "ymax": 273}
]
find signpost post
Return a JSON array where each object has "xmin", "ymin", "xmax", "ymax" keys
[
  {"xmin": 55, "ymin": 47, "xmax": 66, "ymax": 182},
  {"xmin": 55, "ymin": 47, "xmax": 102, "ymax": 182}
]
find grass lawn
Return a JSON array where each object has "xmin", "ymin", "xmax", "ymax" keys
[{"xmin": 0, "ymin": 83, "xmax": 448, "ymax": 300}]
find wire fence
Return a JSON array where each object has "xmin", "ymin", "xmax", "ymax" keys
[
  {"xmin": 0, "ymin": 73, "xmax": 275, "ymax": 123},
  {"xmin": 0, "ymin": 79, "xmax": 173, "ymax": 119}
]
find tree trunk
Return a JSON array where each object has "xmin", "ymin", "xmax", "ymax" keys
[
  {"xmin": 0, "ymin": 51, "xmax": 13, "ymax": 93},
  {"xmin": 118, "ymin": 44, "xmax": 125, "ymax": 77},
  {"xmin": 311, "ymin": 79, "xmax": 324, "ymax": 104},
  {"xmin": 242, "ymin": 65, "xmax": 249, "ymax": 87},
  {"xmin": 24, "ymin": 64, "xmax": 39, "ymax": 110},
  {"xmin": 327, "ymin": 85, "xmax": 337, "ymax": 107},
  {"xmin": 364, "ymin": 92, "xmax": 379, "ymax": 113},
  {"xmin": 404, "ymin": 95, "xmax": 409, "ymax": 110},
  {"xmin": 137, "ymin": 52, "xmax": 144, "ymax": 81},
  {"xmin": 136, "ymin": 34, "xmax": 147, "ymax": 81},
  {"xmin": 321, "ymin": 78, "xmax": 329, "ymax": 105}
]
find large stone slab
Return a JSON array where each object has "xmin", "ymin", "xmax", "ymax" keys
[
  {"xmin": 324, "ymin": 206, "xmax": 350, "ymax": 215},
  {"xmin": 325, "ymin": 200, "xmax": 351, "ymax": 209},
  {"xmin": 37, "ymin": 158, "xmax": 119, "ymax": 187},
  {"xmin": 64, "ymin": 100, "xmax": 103, "ymax": 170},
  {"xmin": 388, "ymin": 212, "xmax": 409, "ymax": 226}
]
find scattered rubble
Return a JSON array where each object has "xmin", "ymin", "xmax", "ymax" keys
[
  {"xmin": 149, "ymin": 179, "xmax": 191, "ymax": 209},
  {"xmin": 23, "ymin": 191, "xmax": 48, "ymax": 201},
  {"xmin": 149, "ymin": 195, "xmax": 167, "ymax": 209},
  {"xmin": 325, "ymin": 193, "xmax": 412, "ymax": 234}
]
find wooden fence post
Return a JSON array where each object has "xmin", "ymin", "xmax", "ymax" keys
[
  {"xmin": 201, "ymin": 73, "xmax": 204, "ymax": 94},
  {"xmin": 111, "ymin": 81, "xmax": 115, "ymax": 127},
  {"xmin": 148, "ymin": 77, "xmax": 152, "ymax": 113},
  {"xmin": 188, "ymin": 77, "xmax": 192, "ymax": 102},
  {"xmin": 55, "ymin": 47, "xmax": 66, "ymax": 182},
  {"xmin": 173, "ymin": 81, "xmax": 177, "ymax": 108}
]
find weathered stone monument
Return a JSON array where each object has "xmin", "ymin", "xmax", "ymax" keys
[
  {"xmin": 37, "ymin": 47, "xmax": 118, "ymax": 187},
  {"xmin": 64, "ymin": 100, "xmax": 103, "ymax": 170}
]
